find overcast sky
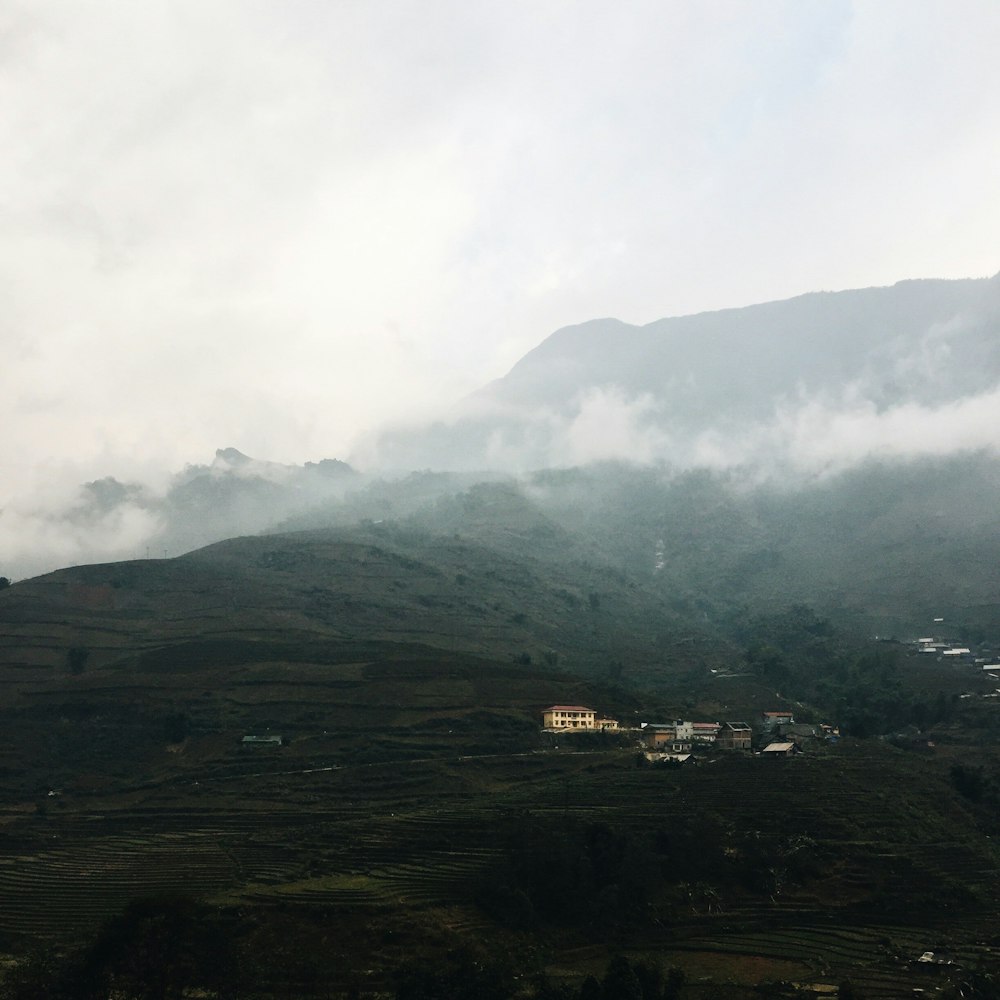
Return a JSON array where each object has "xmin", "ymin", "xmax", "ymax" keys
[{"xmin": 3, "ymin": 0, "xmax": 999, "ymax": 501}]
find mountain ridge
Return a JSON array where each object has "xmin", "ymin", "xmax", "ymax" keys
[
  {"xmin": 372, "ymin": 271, "xmax": 1000, "ymax": 471},
  {"xmin": 485, "ymin": 272, "xmax": 1000, "ymax": 408}
]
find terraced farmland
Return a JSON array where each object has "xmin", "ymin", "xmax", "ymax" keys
[{"xmin": 1, "ymin": 741, "xmax": 997, "ymax": 997}]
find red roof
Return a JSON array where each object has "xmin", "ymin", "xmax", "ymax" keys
[{"xmin": 544, "ymin": 705, "xmax": 595, "ymax": 712}]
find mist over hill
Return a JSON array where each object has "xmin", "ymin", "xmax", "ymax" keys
[
  {"xmin": 3, "ymin": 271, "xmax": 1000, "ymax": 644},
  {"xmin": 0, "ymin": 448, "xmax": 360, "ymax": 582}
]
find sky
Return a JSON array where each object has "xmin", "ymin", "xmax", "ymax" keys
[{"xmin": 3, "ymin": 0, "xmax": 1000, "ymax": 507}]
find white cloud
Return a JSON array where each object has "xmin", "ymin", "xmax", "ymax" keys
[
  {"xmin": 2, "ymin": 0, "xmax": 1000, "ymax": 530},
  {"xmin": 559, "ymin": 388, "xmax": 668, "ymax": 466},
  {"xmin": 0, "ymin": 473, "xmax": 163, "ymax": 580}
]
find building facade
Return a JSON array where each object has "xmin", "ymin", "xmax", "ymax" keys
[
  {"xmin": 542, "ymin": 705, "xmax": 597, "ymax": 729},
  {"xmin": 717, "ymin": 722, "xmax": 752, "ymax": 750}
]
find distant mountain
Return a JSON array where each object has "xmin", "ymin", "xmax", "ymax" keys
[
  {"xmin": 374, "ymin": 273, "xmax": 1000, "ymax": 469},
  {"xmin": 489, "ymin": 276, "xmax": 1000, "ymax": 411}
]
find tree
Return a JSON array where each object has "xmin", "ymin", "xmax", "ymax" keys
[
  {"xmin": 663, "ymin": 967, "xmax": 686, "ymax": 1000},
  {"xmin": 631, "ymin": 961, "xmax": 664, "ymax": 1000},
  {"xmin": 78, "ymin": 896, "xmax": 240, "ymax": 1000},
  {"xmin": 602, "ymin": 957, "xmax": 642, "ymax": 1000},
  {"xmin": 0, "ymin": 577, "xmax": 10, "ymax": 590},
  {"xmin": 395, "ymin": 949, "xmax": 516, "ymax": 1000}
]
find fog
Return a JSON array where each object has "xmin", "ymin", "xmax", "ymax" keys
[
  {"xmin": 3, "ymin": 2, "xmax": 1000, "ymax": 579},
  {"xmin": 8, "ymin": 298, "xmax": 1000, "ymax": 583}
]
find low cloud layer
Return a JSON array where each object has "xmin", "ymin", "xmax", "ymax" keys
[
  {"xmin": 5, "ymin": 375, "xmax": 1000, "ymax": 581},
  {"xmin": 3, "ymin": 2, "xmax": 1000, "ymax": 499},
  {"xmin": 392, "ymin": 380, "xmax": 1000, "ymax": 479},
  {"xmin": 4, "ymin": 2, "xmax": 1000, "ymax": 578},
  {"xmin": 0, "ymin": 476, "xmax": 163, "ymax": 581}
]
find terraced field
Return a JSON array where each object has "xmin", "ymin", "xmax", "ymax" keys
[{"xmin": 1, "ymin": 741, "xmax": 998, "ymax": 996}]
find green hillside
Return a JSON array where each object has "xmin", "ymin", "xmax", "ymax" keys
[{"xmin": 4, "ymin": 490, "xmax": 1000, "ymax": 996}]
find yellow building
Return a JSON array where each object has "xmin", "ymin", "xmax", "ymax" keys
[{"xmin": 542, "ymin": 705, "xmax": 597, "ymax": 729}]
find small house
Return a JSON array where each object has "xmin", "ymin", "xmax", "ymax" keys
[
  {"xmin": 761, "ymin": 741, "xmax": 797, "ymax": 757},
  {"xmin": 643, "ymin": 724, "xmax": 677, "ymax": 748},
  {"xmin": 692, "ymin": 722, "xmax": 720, "ymax": 743},
  {"xmin": 717, "ymin": 722, "xmax": 752, "ymax": 750},
  {"xmin": 761, "ymin": 710, "xmax": 795, "ymax": 729}
]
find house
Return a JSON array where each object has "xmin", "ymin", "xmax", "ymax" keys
[
  {"xmin": 542, "ymin": 705, "xmax": 597, "ymax": 729},
  {"xmin": 692, "ymin": 722, "xmax": 720, "ymax": 743},
  {"xmin": 648, "ymin": 736, "xmax": 693, "ymax": 752},
  {"xmin": 761, "ymin": 741, "xmax": 797, "ymax": 757},
  {"xmin": 672, "ymin": 720, "xmax": 694, "ymax": 740},
  {"xmin": 643, "ymin": 724, "xmax": 677, "ymax": 748},
  {"xmin": 761, "ymin": 710, "xmax": 795, "ymax": 730},
  {"xmin": 642, "ymin": 719, "xmax": 694, "ymax": 742},
  {"xmin": 716, "ymin": 722, "xmax": 752, "ymax": 750},
  {"xmin": 645, "ymin": 730, "xmax": 692, "ymax": 752},
  {"xmin": 595, "ymin": 717, "xmax": 620, "ymax": 730}
]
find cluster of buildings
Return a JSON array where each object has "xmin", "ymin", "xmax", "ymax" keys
[
  {"xmin": 641, "ymin": 719, "xmax": 751, "ymax": 752},
  {"xmin": 912, "ymin": 635, "xmax": 1000, "ymax": 673},
  {"xmin": 540, "ymin": 705, "xmax": 834, "ymax": 761}
]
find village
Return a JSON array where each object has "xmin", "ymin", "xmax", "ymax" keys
[
  {"xmin": 541, "ymin": 704, "xmax": 839, "ymax": 763},
  {"xmin": 911, "ymin": 631, "xmax": 1000, "ymax": 677}
]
